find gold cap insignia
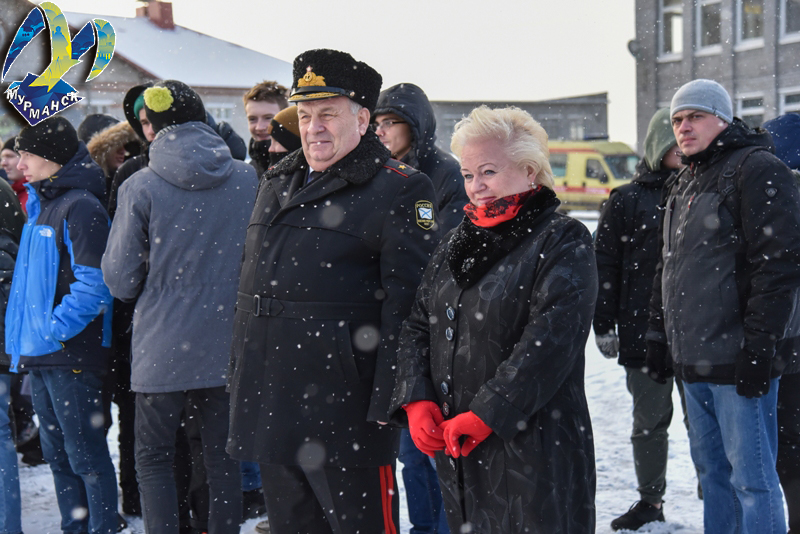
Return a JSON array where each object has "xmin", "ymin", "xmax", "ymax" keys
[{"xmin": 298, "ymin": 66, "xmax": 326, "ymax": 88}]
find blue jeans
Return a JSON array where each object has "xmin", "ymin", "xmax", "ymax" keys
[
  {"xmin": 684, "ymin": 380, "xmax": 786, "ymax": 534},
  {"xmin": 30, "ymin": 369, "xmax": 119, "ymax": 534},
  {"xmin": 399, "ymin": 429, "xmax": 449, "ymax": 534},
  {"xmin": 241, "ymin": 462, "xmax": 261, "ymax": 492},
  {"xmin": 0, "ymin": 375, "xmax": 21, "ymax": 534}
]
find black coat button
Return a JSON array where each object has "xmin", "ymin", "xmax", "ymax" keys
[
  {"xmin": 442, "ymin": 402, "xmax": 450, "ymax": 416},
  {"xmin": 446, "ymin": 307, "xmax": 455, "ymax": 321},
  {"xmin": 445, "ymin": 327, "xmax": 454, "ymax": 341},
  {"xmin": 441, "ymin": 381, "xmax": 450, "ymax": 395}
]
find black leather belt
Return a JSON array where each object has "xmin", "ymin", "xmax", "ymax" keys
[{"xmin": 236, "ymin": 292, "xmax": 380, "ymax": 322}]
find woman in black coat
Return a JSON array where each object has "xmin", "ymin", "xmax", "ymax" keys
[{"xmin": 388, "ymin": 105, "xmax": 598, "ymax": 533}]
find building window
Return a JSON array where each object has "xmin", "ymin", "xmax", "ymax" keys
[
  {"xmin": 781, "ymin": 89, "xmax": 800, "ymax": 113},
  {"xmin": 661, "ymin": 0, "xmax": 684, "ymax": 55},
  {"xmin": 783, "ymin": 0, "xmax": 800, "ymax": 36},
  {"xmin": 738, "ymin": 95, "xmax": 764, "ymax": 128},
  {"xmin": 86, "ymin": 100, "xmax": 112, "ymax": 116},
  {"xmin": 738, "ymin": 0, "xmax": 764, "ymax": 41},
  {"xmin": 206, "ymin": 105, "xmax": 232, "ymax": 121},
  {"xmin": 569, "ymin": 120, "xmax": 585, "ymax": 140},
  {"xmin": 697, "ymin": 0, "xmax": 723, "ymax": 48}
]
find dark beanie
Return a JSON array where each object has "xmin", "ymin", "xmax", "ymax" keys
[
  {"xmin": 144, "ymin": 80, "xmax": 206, "ymax": 134},
  {"xmin": 77, "ymin": 113, "xmax": 120, "ymax": 144},
  {"xmin": 15, "ymin": 116, "xmax": 79, "ymax": 165},
  {"xmin": 267, "ymin": 106, "xmax": 301, "ymax": 152},
  {"xmin": 2, "ymin": 137, "xmax": 16, "ymax": 152}
]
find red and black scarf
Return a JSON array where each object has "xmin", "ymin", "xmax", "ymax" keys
[{"xmin": 463, "ymin": 186, "xmax": 542, "ymax": 228}]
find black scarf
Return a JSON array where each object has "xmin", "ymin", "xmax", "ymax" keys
[{"xmin": 446, "ymin": 187, "xmax": 560, "ymax": 289}]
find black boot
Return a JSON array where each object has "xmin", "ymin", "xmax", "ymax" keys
[
  {"xmin": 242, "ymin": 488, "xmax": 266, "ymax": 520},
  {"xmin": 610, "ymin": 501, "xmax": 665, "ymax": 531}
]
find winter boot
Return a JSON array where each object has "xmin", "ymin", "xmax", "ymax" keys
[
  {"xmin": 242, "ymin": 488, "xmax": 266, "ymax": 520},
  {"xmin": 610, "ymin": 501, "xmax": 665, "ymax": 531},
  {"xmin": 117, "ymin": 513, "xmax": 128, "ymax": 532}
]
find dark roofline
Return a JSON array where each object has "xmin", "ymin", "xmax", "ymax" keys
[{"xmin": 431, "ymin": 92, "xmax": 609, "ymax": 106}]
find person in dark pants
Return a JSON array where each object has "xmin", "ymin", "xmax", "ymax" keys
[
  {"xmin": 227, "ymin": 49, "xmax": 440, "ymax": 534},
  {"xmin": 646, "ymin": 79, "xmax": 800, "ymax": 534},
  {"xmin": 373, "ymin": 82, "xmax": 468, "ymax": 534},
  {"xmin": 102, "ymin": 80, "xmax": 257, "ymax": 534},
  {"xmin": 764, "ymin": 112, "xmax": 800, "ymax": 534},
  {"xmin": 593, "ymin": 108, "xmax": 686, "ymax": 531},
  {"xmin": 0, "ymin": 177, "xmax": 24, "ymax": 534},
  {"xmin": 7, "ymin": 116, "xmax": 118, "ymax": 534},
  {"xmin": 85, "ymin": 117, "xmax": 143, "ymax": 517}
]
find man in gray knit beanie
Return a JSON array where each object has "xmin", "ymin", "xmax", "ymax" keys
[
  {"xmin": 670, "ymin": 79, "xmax": 733, "ymax": 124},
  {"xmin": 645, "ymin": 78, "xmax": 800, "ymax": 533}
]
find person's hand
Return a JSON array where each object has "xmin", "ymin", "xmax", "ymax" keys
[
  {"xmin": 735, "ymin": 349, "xmax": 772, "ymax": 398},
  {"xmin": 403, "ymin": 401, "xmax": 445, "ymax": 457},
  {"xmin": 595, "ymin": 333, "xmax": 619, "ymax": 359},
  {"xmin": 440, "ymin": 411, "xmax": 492, "ymax": 458},
  {"xmin": 645, "ymin": 340, "xmax": 673, "ymax": 384}
]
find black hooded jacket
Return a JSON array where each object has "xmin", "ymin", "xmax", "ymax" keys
[
  {"xmin": 647, "ymin": 119, "xmax": 800, "ymax": 383},
  {"xmin": 374, "ymin": 84, "xmax": 468, "ymax": 232},
  {"xmin": 594, "ymin": 159, "xmax": 672, "ymax": 367}
]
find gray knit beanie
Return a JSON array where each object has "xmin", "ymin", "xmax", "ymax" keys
[{"xmin": 670, "ymin": 79, "xmax": 733, "ymax": 124}]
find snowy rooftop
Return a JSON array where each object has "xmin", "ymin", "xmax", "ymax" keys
[{"xmin": 64, "ymin": 12, "xmax": 293, "ymax": 89}]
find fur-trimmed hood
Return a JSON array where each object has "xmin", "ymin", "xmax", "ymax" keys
[
  {"xmin": 263, "ymin": 130, "xmax": 391, "ymax": 185},
  {"xmin": 87, "ymin": 121, "xmax": 139, "ymax": 177}
]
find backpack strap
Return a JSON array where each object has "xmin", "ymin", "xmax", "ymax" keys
[{"xmin": 717, "ymin": 146, "xmax": 768, "ymax": 228}]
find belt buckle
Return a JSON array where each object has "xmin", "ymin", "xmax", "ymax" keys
[{"xmin": 253, "ymin": 294, "xmax": 261, "ymax": 317}]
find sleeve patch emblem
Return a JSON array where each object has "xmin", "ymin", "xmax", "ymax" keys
[{"xmin": 415, "ymin": 200, "xmax": 435, "ymax": 230}]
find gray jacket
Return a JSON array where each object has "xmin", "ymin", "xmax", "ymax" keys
[{"xmin": 102, "ymin": 121, "xmax": 257, "ymax": 393}]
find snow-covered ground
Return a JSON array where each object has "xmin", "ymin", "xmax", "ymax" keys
[{"xmin": 16, "ymin": 214, "xmax": 709, "ymax": 534}]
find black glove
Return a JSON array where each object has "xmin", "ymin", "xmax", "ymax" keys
[
  {"xmin": 735, "ymin": 349, "xmax": 773, "ymax": 398},
  {"xmin": 645, "ymin": 340, "xmax": 673, "ymax": 384}
]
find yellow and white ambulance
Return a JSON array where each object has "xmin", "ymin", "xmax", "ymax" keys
[{"xmin": 548, "ymin": 140, "xmax": 639, "ymax": 212}]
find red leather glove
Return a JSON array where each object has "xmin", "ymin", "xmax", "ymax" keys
[
  {"xmin": 404, "ymin": 401, "xmax": 446, "ymax": 457},
  {"xmin": 440, "ymin": 411, "xmax": 492, "ymax": 458}
]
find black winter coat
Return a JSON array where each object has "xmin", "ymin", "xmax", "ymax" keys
[
  {"xmin": 227, "ymin": 132, "xmax": 440, "ymax": 467},
  {"xmin": 0, "ymin": 230, "xmax": 19, "ymax": 369},
  {"xmin": 374, "ymin": 84, "xmax": 468, "ymax": 232},
  {"xmin": 648, "ymin": 120, "xmax": 800, "ymax": 383},
  {"xmin": 594, "ymin": 160, "xmax": 670, "ymax": 367},
  {"xmin": 389, "ymin": 188, "xmax": 597, "ymax": 533}
]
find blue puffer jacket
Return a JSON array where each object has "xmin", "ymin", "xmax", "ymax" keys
[{"xmin": 5, "ymin": 143, "xmax": 112, "ymax": 372}]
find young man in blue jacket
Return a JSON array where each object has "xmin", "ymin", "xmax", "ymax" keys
[{"xmin": 5, "ymin": 116, "xmax": 118, "ymax": 534}]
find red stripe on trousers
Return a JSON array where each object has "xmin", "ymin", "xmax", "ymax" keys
[{"xmin": 380, "ymin": 464, "xmax": 397, "ymax": 534}]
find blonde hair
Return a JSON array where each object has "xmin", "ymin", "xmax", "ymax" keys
[{"xmin": 450, "ymin": 105, "xmax": 554, "ymax": 189}]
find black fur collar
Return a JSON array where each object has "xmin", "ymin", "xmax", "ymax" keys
[
  {"xmin": 264, "ymin": 130, "xmax": 391, "ymax": 185},
  {"xmin": 446, "ymin": 187, "xmax": 560, "ymax": 289}
]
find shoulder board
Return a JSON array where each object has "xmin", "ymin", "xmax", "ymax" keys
[{"xmin": 383, "ymin": 158, "xmax": 417, "ymax": 178}]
